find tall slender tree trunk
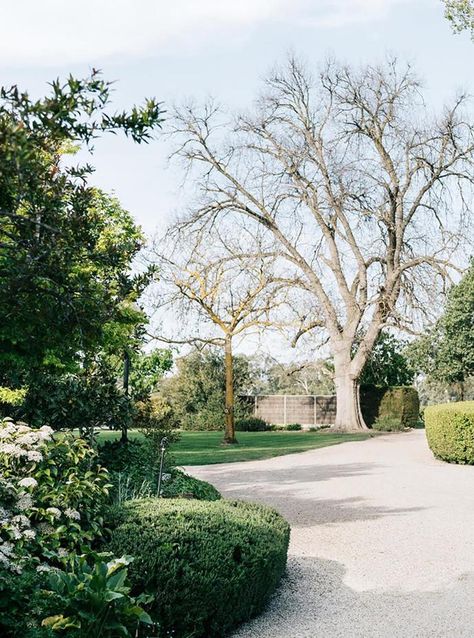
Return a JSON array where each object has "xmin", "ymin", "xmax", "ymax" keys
[
  {"xmin": 121, "ymin": 351, "xmax": 130, "ymax": 443},
  {"xmin": 333, "ymin": 350, "xmax": 368, "ymax": 431},
  {"xmin": 223, "ymin": 334, "xmax": 238, "ymax": 444}
]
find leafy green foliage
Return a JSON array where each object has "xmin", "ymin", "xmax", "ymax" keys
[
  {"xmin": 108, "ymin": 498, "xmax": 290, "ymax": 638},
  {"xmin": 0, "ymin": 386, "xmax": 26, "ymax": 418},
  {"xmin": 425, "ymin": 401, "xmax": 474, "ymax": 463},
  {"xmin": 0, "ymin": 72, "xmax": 162, "ymax": 387},
  {"xmin": 235, "ymin": 417, "xmax": 270, "ymax": 432},
  {"xmin": 160, "ymin": 349, "xmax": 253, "ymax": 431},
  {"xmin": 444, "ymin": 0, "xmax": 474, "ymax": 37},
  {"xmin": 0, "ymin": 567, "xmax": 54, "ymax": 638},
  {"xmin": 128, "ymin": 350, "xmax": 173, "ymax": 402},
  {"xmin": 359, "ymin": 332, "xmax": 414, "ymax": 387},
  {"xmin": 20, "ymin": 364, "xmax": 133, "ymax": 434},
  {"xmin": 41, "ymin": 553, "xmax": 155, "ymax": 638},
  {"xmin": 407, "ymin": 262, "xmax": 474, "ymax": 386},
  {"xmin": 0, "ymin": 419, "xmax": 110, "ymax": 570},
  {"xmin": 360, "ymin": 386, "xmax": 420, "ymax": 428}
]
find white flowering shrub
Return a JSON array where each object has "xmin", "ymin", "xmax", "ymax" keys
[{"xmin": 0, "ymin": 418, "xmax": 110, "ymax": 571}]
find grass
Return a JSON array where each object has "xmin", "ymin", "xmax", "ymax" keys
[{"xmin": 96, "ymin": 429, "xmax": 371, "ymax": 465}]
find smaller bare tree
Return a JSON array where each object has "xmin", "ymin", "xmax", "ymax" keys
[{"xmin": 149, "ymin": 226, "xmax": 287, "ymax": 443}]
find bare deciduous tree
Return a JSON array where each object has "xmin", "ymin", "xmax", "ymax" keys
[
  {"xmin": 150, "ymin": 228, "xmax": 287, "ymax": 443},
  {"xmin": 170, "ymin": 57, "xmax": 474, "ymax": 430}
]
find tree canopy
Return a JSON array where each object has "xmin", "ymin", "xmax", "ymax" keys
[
  {"xmin": 407, "ymin": 261, "xmax": 474, "ymax": 387},
  {"xmin": 444, "ymin": 0, "xmax": 474, "ymax": 37},
  {"xmin": 359, "ymin": 332, "xmax": 414, "ymax": 387},
  {"xmin": 0, "ymin": 72, "xmax": 163, "ymax": 386}
]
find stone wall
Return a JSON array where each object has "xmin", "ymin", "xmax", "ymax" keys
[{"xmin": 242, "ymin": 394, "xmax": 337, "ymax": 426}]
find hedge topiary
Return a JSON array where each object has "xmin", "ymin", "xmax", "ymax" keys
[
  {"xmin": 425, "ymin": 401, "xmax": 474, "ymax": 464},
  {"xmin": 108, "ymin": 498, "xmax": 290, "ymax": 638},
  {"xmin": 360, "ymin": 385, "xmax": 420, "ymax": 428}
]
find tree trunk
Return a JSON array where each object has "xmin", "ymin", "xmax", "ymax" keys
[
  {"xmin": 121, "ymin": 351, "xmax": 131, "ymax": 444},
  {"xmin": 333, "ymin": 353, "xmax": 368, "ymax": 431},
  {"xmin": 223, "ymin": 334, "xmax": 238, "ymax": 444}
]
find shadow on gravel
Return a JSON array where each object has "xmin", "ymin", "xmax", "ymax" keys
[
  {"xmin": 232, "ymin": 556, "xmax": 474, "ymax": 638},
  {"xmin": 195, "ymin": 462, "xmax": 425, "ymax": 527},
  {"xmin": 199, "ymin": 461, "xmax": 376, "ymax": 486}
]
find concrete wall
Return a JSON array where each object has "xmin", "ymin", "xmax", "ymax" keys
[{"xmin": 242, "ymin": 394, "xmax": 337, "ymax": 426}]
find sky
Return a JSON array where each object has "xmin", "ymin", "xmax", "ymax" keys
[{"xmin": 1, "ymin": 0, "xmax": 473, "ymax": 358}]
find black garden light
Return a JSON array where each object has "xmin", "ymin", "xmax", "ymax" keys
[{"xmin": 157, "ymin": 436, "xmax": 168, "ymax": 498}]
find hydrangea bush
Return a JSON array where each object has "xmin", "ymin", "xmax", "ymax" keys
[{"xmin": 0, "ymin": 418, "xmax": 110, "ymax": 571}]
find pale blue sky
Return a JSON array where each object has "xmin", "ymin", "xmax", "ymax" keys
[{"xmin": 1, "ymin": 0, "xmax": 473, "ymax": 238}]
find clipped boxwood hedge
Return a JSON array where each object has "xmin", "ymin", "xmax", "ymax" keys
[
  {"xmin": 235, "ymin": 417, "xmax": 270, "ymax": 432},
  {"xmin": 360, "ymin": 385, "xmax": 420, "ymax": 428},
  {"xmin": 161, "ymin": 469, "xmax": 221, "ymax": 501},
  {"xmin": 108, "ymin": 498, "xmax": 290, "ymax": 638},
  {"xmin": 425, "ymin": 401, "xmax": 474, "ymax": 464}
]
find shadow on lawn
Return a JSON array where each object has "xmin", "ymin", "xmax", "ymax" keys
[{"xmin": 232, "ymin": 555, "xmax": 474, "ymax": 637}]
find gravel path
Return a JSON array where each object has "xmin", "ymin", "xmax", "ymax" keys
[{"xmin": 186, "ymin": 430, "xmax": 474, "ymax": 637}]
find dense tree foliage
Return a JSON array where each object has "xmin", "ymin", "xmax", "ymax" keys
[
  {"xmin": 159, "ymin": 349, "xmax": 255, "ymax": 430},
  {"xmin": 407, "ymin": 262, "xmax": 474, "ymax": 396},
  {"xmin": 359, "ymin": 332, "xmax": 414, "ymax": 387},
  {"xmin": 0, "ymin": 72, "xmax": 162, "ymax": 387},
  {"xmin": 444, "ymin": 0, "xmax": 474, "ymax": 37}
]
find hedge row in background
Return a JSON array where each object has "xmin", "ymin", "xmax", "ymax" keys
[
  {"xmin": 360, "ymin": 385, "xmax": 420, "ymax": 428},
  {"xmin": 109, "ymin": 498, "xmax": 290, "ymax": 638},
  {"xmin": 425, "ymin": 401, "xmax": 474, "ymax": 464}
]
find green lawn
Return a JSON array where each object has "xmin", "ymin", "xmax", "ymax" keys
[{"xmin": 97, "ymin": 429, "xmax": 371, "ymax": 465}]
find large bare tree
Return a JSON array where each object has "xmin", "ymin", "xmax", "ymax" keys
[
  {"xmin": 150, "ymin": 227, "xmax": 287, "ymax": 443},
  {"xmin": 170, "ymin": 57, "xmax": 474, "ymax": 430}
]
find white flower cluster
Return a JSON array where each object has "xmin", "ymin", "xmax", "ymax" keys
[
  {"xmin": 0, "ymin": 418, "xmax": 55, "ymax": 571},
  {"xmin": 0, "ymin": 419, "xmax": 53, "ymax": 466}
]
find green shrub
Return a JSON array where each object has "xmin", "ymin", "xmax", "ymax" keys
[
  {"xmin": 108, "ymin": 498, "xmax": 290, "ymax": 638},
  {"xmin": 425, "ymin": 401, "xmax": 474, "ymax": 464},
  {"xmin": 286, "ymin": 423, "xmax": 302, "ymax": 431},
  {"xmin": 98, "ymin": 439, "xmax": 158, "ymax": 484},
  {"xmin": 161, "ymin": 469, "xmax": 221, "ymax": 501},
  {"xmin": 360, "ymin": 385, "xmax": 420, "ymax": 428},
  {"xmin": 372, "ymin": 415, "xmax": 405, "ymax": 432},
  {"xmin": 235, "ymin": 417, "xmax": 270, "ymax": 432}
]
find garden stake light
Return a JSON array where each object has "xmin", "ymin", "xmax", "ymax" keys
[{"xmin": 157, "ymin": 436, "xmax": 168, "ymax": 497}]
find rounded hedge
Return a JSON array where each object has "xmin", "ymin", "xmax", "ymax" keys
[
  {"xmin": 161, "ymin": 469, "xmax": 221, "ymax": 501},
  {"xmin": 425, "ymin": 401, "xmax": 474, "ymax": 464},
  {"xmin": 235, "ymin": 417, "xmax": 270, "ymax": 432},
  {"xmin": 108, "ymin": 498, "xmax": 290, "ymax": 638}
]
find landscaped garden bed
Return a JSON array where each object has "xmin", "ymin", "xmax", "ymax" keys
[{"xmin": 0, "ymin": 418, "xmax": 290, "ymax": 638}]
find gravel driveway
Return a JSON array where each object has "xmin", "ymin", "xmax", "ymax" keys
[{"xmin": 186, "ymin": 430, "xmax": 474, "ymax": 637}]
